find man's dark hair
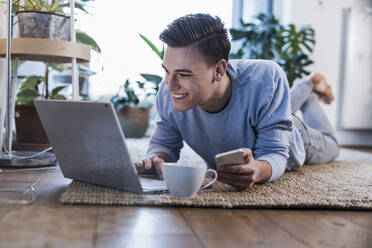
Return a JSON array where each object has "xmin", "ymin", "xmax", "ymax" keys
[{"xmin": 159, "ymin": 13, "xmax": 231, "ymax": 66}]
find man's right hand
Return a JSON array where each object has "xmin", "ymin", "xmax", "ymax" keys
[{"xmin": 134, "ymin": 154, "xmax": 165, "ymax": 179}]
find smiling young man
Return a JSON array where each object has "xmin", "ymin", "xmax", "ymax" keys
[{"xmin": 134, "ymin": 13, "xmax": 339, "ymax": 190}]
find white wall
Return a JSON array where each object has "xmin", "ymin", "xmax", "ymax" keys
[{"xmin": 282, "ymin": 0, "xmax": 372, "ymax": 146}]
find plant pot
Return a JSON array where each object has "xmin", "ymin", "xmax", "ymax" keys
[
  {"xmin": 117, "ymin": 106, "xmax": 150, "ymax": 138},
  {"xmin": 14, "ymin": 104, "xmax": 50, "ymax": 145},
  {"xmin": 16, "ymin": 11, "xmax": 70, "ymax": 41}
]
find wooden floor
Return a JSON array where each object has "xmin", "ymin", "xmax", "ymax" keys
[{"xmin": 0, "ymin": 166, "xmax": 371, "ymax": 248}]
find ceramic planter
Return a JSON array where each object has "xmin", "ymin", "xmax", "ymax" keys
[
  {"xmin": 14, "ymin": 104, "xmax": 49, "ymax": 144},
  {"xmin": 118, "ymin": 106, "xmax": 150, "ymax": 138},
  {"xmin": 16, "ymin": 11, "xmax": 70, "ymax": 40}
]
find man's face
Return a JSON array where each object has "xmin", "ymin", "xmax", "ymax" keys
[{"xmin": 162, "ymin": 45, "xmax": 216, "ymax": 112}]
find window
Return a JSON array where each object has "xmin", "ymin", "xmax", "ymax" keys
[{"xmin": 232, "ymin": 0, "xmax": 273, "ymax": 28}]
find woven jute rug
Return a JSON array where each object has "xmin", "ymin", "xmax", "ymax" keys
[{"xmin": 60, "ymin": 160, "xmax": 372, "ymax": 209}]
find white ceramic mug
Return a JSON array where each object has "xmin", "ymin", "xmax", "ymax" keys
[{"xmin": 162, "ymin": 162, "xmax": 217, "ymax": 198}]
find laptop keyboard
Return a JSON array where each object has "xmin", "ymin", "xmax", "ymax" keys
[{"xmin": 139, "ymin": 177, "xmax": 167, "ymax": 190}]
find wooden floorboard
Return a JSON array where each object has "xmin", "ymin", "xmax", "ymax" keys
[
  {"xmin": 0, "ymin": 204, "xmax": 98, "ymax": 248},
  {"xmin": 233, "ymin": 209, "xmax": 311, "ymax": 248},
  {"xmin": 94, "ymin": 207, "xmax": 203, "ymax": 248},
  {"xmin": 259, "ymin": 210, "xmax": 372, "ymax": 248},
  {"xmin": 180, "ymin": 208, "xmax": 309, "ymax": 248},
  {"xmin": 326, "ymin": 210, "xmax": 372, "ymax": 231},
  {"xmin": 0, "ymin": 206, "xmax": 12, "ymax": 219}
]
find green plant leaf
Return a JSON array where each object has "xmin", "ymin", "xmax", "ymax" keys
[
  {"xmin": 16, "ymin": 88, "xmax": 40, "ymax": 105},
  {"xmin": 48, "ymin": 63, "xmax": 64, "ymax": 72},
  {"xmin": 304, "ymin": 37, "xmax": 316, "ymax": 44},
  {"xmin": 139, "ymin": 34, "xmax": 164, "ymax": 60},
  {"xmin": 140, "ymin": 73, "xmax": 162, "ymax": 92},
  {"xmin": 137, "ymin": 81, "xmax": 145, "ymax": 89},
  {"xmin": 74, "ymin": 2, "xmax": 88, "ymax": 13},
  {"xmin": 41, "ymin": 0, "xmax": 48, "ymax": 10},
  {"xmin": 124, "ymin": 79, "xmax": 130, "ymax": 88},
  {"xmin": 59, "ymin": 2, "xmax": 89, "ymax": 14},
  {"xmin": 140, "ymin": 73, "xmax": 162, "ymax": 83},
  {"xmin": 51, "ymin": 86, "xmax": 67, "ymax": 98},
  {"xmin": 76, "ymin": 30, "xmax": 101, "ymax": 53},
  {"xmin": 111, "ymin": 79, "xmax": 142, "ymax": 108},
  {"xmin": 301, "ymin": 42, "xmax": 313, "ymax": 53},
  {"xmin": 19, "ymin": 76, "xmax": 43, "ymax": 91},
  {"xmin": 51, "ymin": 94, "xmax": 67, "ymax": 100},
  {"xmin": 34, "ymin": 0, "xmax": 41, "ymax": 9},
  {"xmin": 25, "ymin": 0, "xmax": 36, "ymax": 10},
  {"xmin": 229, "ymin": 29, "xmax": 249, "ymax": 40}
]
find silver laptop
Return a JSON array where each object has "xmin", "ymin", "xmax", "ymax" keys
[{"xmin": 34, "ymin": 99, "xmax": 167, "ymax": 194}]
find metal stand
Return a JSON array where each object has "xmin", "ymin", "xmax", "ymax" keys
[
  {"xmin": 0, "ymin": 151, "xmax": 57, "ymax": 168},
  {"xmin": 70, "ymin": 0, "xmax": 79, "ymax": 101},
  {"xmin": 0, "ymin": 0, "xmax": 57, "ymax": 169}
]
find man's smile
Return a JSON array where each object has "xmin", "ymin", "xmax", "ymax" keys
[{"xmin": 172, "ymin": 93, "xmax": 189, "ymax": 100}]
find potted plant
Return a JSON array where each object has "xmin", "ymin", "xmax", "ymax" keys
[
  {"xmin": 111, "ymin": 78, "xmax": 157, "ymax": 138},
  {"xmin": 10, "ymin": 0, "xmax": 96, "ymax": 40},
  {"xmin": 14, "ymin": 75, "xmax": 67, "ymax": 146},
  {"xmin": 110, "ymin": 34, "xmax": 164, "ymax": 138},
  {"xmin": 6, "ymin": 0, "xmax": 101, "ymax": 150},
  {"xmin": 14, "ymin": 0, "xmax": 69, "ymax": 40},
  {"xmin": 229, "ymin": 13, "xmax": 315, "ymax": 86},
  {"xmin": 9, "ymin": 0, "xmax": 100, "ymax": 44}
]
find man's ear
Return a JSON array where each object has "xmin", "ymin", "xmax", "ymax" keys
[{"xmin": 213, "ymin": 59, "xmax": 228, "ymax": 81}]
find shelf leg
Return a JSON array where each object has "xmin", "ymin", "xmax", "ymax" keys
[
  {"xmin": 2, "ymin": 0, "xmax": 12, "ymax": 154},
  {"xmin": 70, "ymin": 0, "xmax": 79, "ymax": 101},
  {"xmin": 8, "ymin": 58, "xmax": 18, "ymax": 152},
  {"xmin": 72, "ymin": 58, "xmax": 79, "ymax": 100},
  {"xmin": 0, "ymin": 60, "xmax": 7, "ymax": 153}
]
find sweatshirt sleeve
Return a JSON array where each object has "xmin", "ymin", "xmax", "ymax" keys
[
  {"xmin": 146, "ymin": 83, "xmax": 184, "ymax": 162},
  {"xmin": 252, "ymin": 64, "xmax": 292, "ymax": 182}
]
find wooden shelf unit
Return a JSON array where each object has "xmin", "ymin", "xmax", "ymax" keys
[
  {"xmin": 0, "ymin": 37, "xmax": 91, "ymax": 152},
  {"xmin": 0, "ymin": 38, "xmax": 90, "ymax": 63}
]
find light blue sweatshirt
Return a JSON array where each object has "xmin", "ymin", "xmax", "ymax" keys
[{"xmin": 147, "ymin": 59, "xmax": 305, "ymax": 182}]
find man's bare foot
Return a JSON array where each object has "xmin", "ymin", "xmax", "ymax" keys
[{"xmin": 308, "ymin": 72, "xmax": 335, "ymax": 104}]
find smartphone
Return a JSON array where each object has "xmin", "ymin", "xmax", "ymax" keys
[{"xmin": 215, "ymin": 149, "xmax": 246, "ymax": 169}]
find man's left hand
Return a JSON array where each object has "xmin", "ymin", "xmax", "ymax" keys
[{"xmin": 217, "ymin": 148, "xmax": 272, "ymax": 191}]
